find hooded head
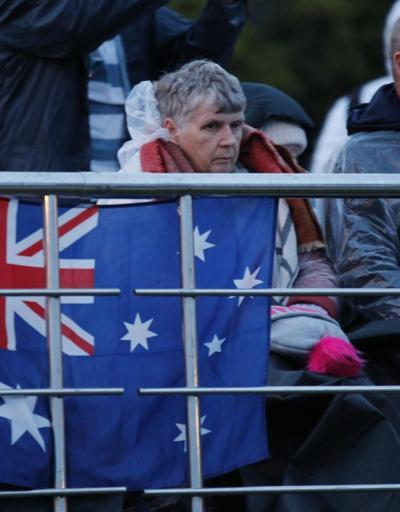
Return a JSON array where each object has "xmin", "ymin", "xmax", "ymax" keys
[{"xmin": 241, "ymin": 82, "xmax": 314, "ymax": 158}]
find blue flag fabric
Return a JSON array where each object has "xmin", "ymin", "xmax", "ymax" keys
[{"xmin": 0, "ymin": 196, "xmax": 276, "ymax": 490}]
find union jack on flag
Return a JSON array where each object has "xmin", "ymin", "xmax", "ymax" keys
[
  {"xmin": 0, "ymin": 198, "xmax": 98, "ymax": 355},
  {"xmin": 0, "ymin": 196, "xmax": 276, "ymax": 491}
]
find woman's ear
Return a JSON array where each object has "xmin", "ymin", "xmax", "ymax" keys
[{"xmin": 164, "ymin": 117, "xmax": 179, "ymax": 143}]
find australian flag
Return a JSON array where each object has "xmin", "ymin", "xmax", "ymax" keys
[{"xmin": 0, "ymin": 195, "xmax": 276, "ymax": 490}]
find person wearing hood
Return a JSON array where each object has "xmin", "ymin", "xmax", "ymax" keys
[
  {"xmin": 322, "ymin": 29, "xmax": 400, "ymax": 512},
  {"xmin": 310, "ymin": 1, "xmax": 400, "ymax": 213},
  {"xmin": 241, "ymin": 82, "xmax": 314, "ymax": 161},
  {"xmin": 311, "ymin": 0, "xmax": 400, "ymax": 175},
  {"xmin": 326, "ymin": 18, "xmax": 400, "ymax": 330},
  {"xmin": 240, "ymin": 82, "xmax": 360, "ymax": 376}
]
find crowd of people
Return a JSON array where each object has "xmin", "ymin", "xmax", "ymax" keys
[{"xmin": 1, "ymin": 0, "xmax": 400, "ymax": 511}]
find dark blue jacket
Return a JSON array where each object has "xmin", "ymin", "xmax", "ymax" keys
[
  {"xmin": 0, "ymin": 0, "xmax": 246, "ymax": 171},
  {"xmin": 347, "ymin": 83, "xmax": 400, "ymax": 134}
]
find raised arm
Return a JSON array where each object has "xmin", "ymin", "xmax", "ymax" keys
[
  {"xmin": 152, "ymin": 0, "xmax": 247, "ymax": 71},
  {"xmin": 0, "ymin": 0, "xmax": 168, "ymax": 57}
]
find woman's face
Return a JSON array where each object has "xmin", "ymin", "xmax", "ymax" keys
[{"xmin": 165, "ymin": 101, "xmax": 244, "ymax": 173}]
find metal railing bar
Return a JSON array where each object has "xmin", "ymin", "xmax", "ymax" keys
[
  {"xmin": 179, "ymin": 195, "xmax": 204, "ymax": 512},
  {"xmin": 144, "ymin": 483, "xmax": 400, "ymax": 496},
  {"xmin": 2, "ymin": 172, "xmax": 400, "ymax": 197},
  {"xmin": 43, "ymin": 195, "xmax": 67, "ymax": 512},
  {"xmin": 138, "ymin": 386, "xmax": 400, "ymax": 396},
  {"xmin": 0, "ymin": 288, "xmax": 120, "ymax": 296},
  {"xmin": 0, "ymin": 487, "xmax": 127, "ymax": 498},
  {"xmin": 0, "ymin": 388, "xmax": 124, "ymax": 397},
  {"xmin": 135, "ymin": 287, "xmax": 400, "ymax": 297}
]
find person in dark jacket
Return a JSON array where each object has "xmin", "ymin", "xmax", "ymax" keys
[
  {"xmin": 0, "ymin": 0, "xmax": 246, "ymax": 172},
  {"xmin": 241, "ymin": 82, "xmax": 314, "ymax": 160},
  {"xmin": 326, "ymin": 16, "xmax": 400, "ymax": 326}
]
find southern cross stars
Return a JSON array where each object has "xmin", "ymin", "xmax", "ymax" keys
[
  {"xmin": 121, "ymin": 313, "xmax": 158, "ymax": 352},
  {"xmin": 194, "ymin": 226, "xmax": 215, "ymax": 262},
  {"xmin": 204, "ymin": 334, "xmax": 226, "ymax": 356},
  {"xmin": 174, "ymin": 416, "xmax": 211, "ymax": 452},
  {"xmin": 232, "ymin": 266, "xmax": 263, "ymax": 306},
  {"xmin": 0, "ymin": 383, "xmax": 51, "ymax": 451}
]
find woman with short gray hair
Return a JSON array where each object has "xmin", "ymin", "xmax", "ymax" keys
[{"xmin": 153, "ymin": 60, "xmax": 246, "ymax": 174}]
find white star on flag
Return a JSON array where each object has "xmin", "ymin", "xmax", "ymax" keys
[
  {"xmin": 232, "ymin": 266, "xmax": 263, "ymax": 306},
  {"xmin": 194, "ymin": 226, "xmax": 215, "ymax": 262},
  {"xmin": 174, "ymin": 415, "xmax": 211, "ymax": 452},
  {"xmin": 121, "ymin": 313, "xmax": 158, "ymax": 352},
  {"xmin": 0, "ymin": 383, "xmax": 51, "ymax": 452},
  {"xmin": 204, "ymin": 334, "xmax": 226, "ymax": 356}
]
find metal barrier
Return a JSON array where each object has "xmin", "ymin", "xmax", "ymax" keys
[{"xmin": 0, "ymin": 172, "xmax": 399, "ymax": 512}]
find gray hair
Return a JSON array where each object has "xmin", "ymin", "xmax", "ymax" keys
[
  {"xmin": 390, "ymin": 17, "xmax": 400, "ymax": 75},
  {"xmin": 384, "ymin": 0, "xmax": 400, "ymax": 75},
  {"xmin": 154, "ymin": 60, "xmax": 246, "ymax": 124}
]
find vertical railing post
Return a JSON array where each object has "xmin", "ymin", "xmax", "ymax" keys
[
  {"xmin": 43, "ymin": 195, "xmax": 68, "ymax": 512},
  {"xmin": 179, "ymin": 195, "xmax": 204, "ymax": 512}
]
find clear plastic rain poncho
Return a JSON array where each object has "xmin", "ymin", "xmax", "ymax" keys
[
  {"xmin": 325, "ymin": 130, "xmax": 400, "ymax": 321},
  {"xmin": 117, "ymin": 80, "xmax": 171, "ymax": 173}
]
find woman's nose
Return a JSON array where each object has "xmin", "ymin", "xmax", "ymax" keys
[{"xmin": 219, "ymin": 126, "xmax": 236, "ymax": 145}]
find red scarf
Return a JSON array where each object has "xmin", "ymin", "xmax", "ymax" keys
[{"xmin": 140, "ymin": 128, "xmax": 323, "ymax": 250}]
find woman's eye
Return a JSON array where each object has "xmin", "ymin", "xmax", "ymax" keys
[{"xmin": 204, "ymin": 123, "xmax": 218, "ymax": 130}]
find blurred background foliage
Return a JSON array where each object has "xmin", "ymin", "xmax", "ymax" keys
[{"xmin": 170, "ymin": 0, "xmax": 394, "ymax": 130}]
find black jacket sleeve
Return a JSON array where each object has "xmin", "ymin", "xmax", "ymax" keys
[
  {"xmin": 152, "ymin": 0, "xmax": 247, "ymax": 71},
  {"xmin": 0, "ymin": 0, "xmax": 168, "ymax": 57}
]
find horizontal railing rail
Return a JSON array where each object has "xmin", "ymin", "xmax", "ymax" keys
[
  {"xmin": 0, "ymin": 388, "xmax": 124, "ymax": 397},
  {"xmin": 135, "ymin": 287, "xmax": 400, "ymax": 296},
  {"xmin": 0, "ymin": 288, "xmax": 120, "ymax": 296},
  {"xmin": 0, "ymin": 487, "xmax": 127, "ymax": 499},
  {"xmin": 0, "ymin": 172, "xmax": 400, "ymax": 197},
  {"xmin": 138, "ymin": 386, "xmax": 400, "ymax": 396},
  {"xmin": 144, "ymin": 484, "xmax": 400, "ymax": 496}
]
